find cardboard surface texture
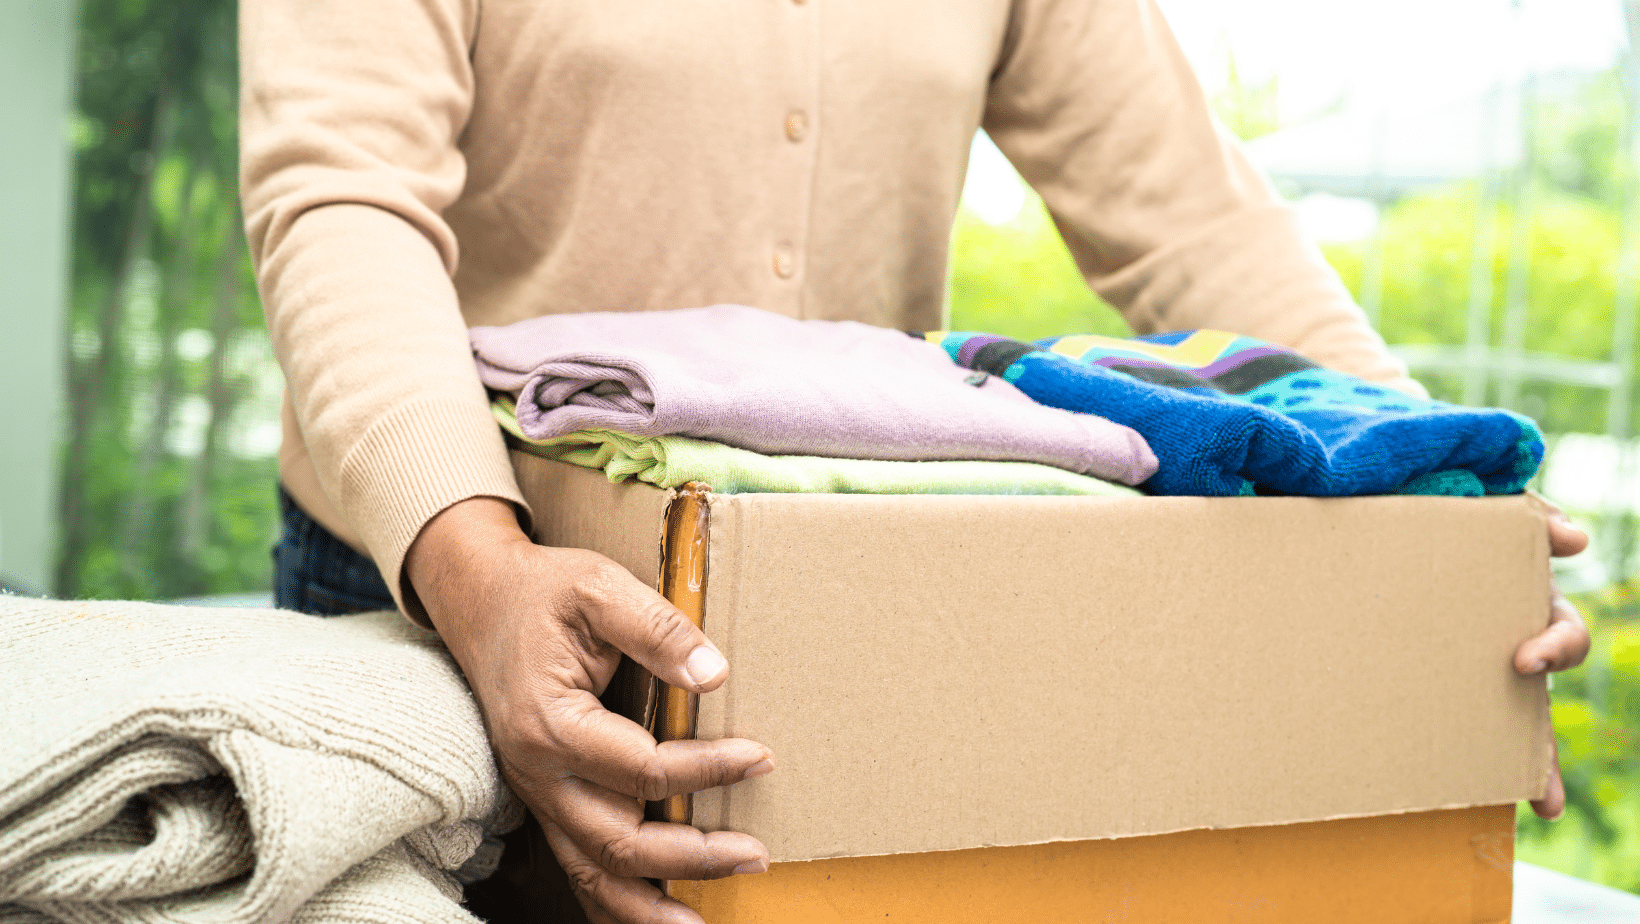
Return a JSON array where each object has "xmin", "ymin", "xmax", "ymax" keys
[{"xmin": 514, "ymin": 450, "xmax": 1550, "ymax": 873}]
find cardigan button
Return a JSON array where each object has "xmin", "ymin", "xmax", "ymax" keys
[
  {"xmin": 773, "ymin": 243, "xmax": 797, "ymax": 278},
  {"xmin": 784, "ymin": 110, "xmax": 808, "ymax": 143}
]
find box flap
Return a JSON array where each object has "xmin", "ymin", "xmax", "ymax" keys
[{"xmin": 691, "ymin": 493, "xmax": 1551, "ymax": 861}]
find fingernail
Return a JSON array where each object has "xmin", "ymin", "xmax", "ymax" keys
[
  {"xmin": 733, "ymin": 858, "xmax": 769, "ymax": 876},
  {"xmin": 744, "ymin": 759, "xmax": 775, "ymax": 780},
  {"xmin": 685, "ymin": 646, "xmax": 727, "ymax": 686}
]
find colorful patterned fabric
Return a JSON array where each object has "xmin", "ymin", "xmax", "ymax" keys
[
  {"xmin": 922, "ymin": 330, "xmax": 1544, "ymax": 497},
  {"xmin": 492, "ymin": 400, "xmax": 1141, "ymax": 498}
]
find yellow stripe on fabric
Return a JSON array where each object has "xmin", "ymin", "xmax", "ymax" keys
[{"xmin": 1048, "ymin": 330, "xmax": 1239, "ymax": 369}]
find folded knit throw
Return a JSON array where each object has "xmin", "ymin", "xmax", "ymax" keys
[
  {"xmin": 923, "ymin": 330, "xmax": 1544, "ymax": 497},
  {"xmin": 0, "ymin": 598, "xmax": 521, "ymax": 924},
  {"xmin": 493, "ymin": 399, "xmax": 1141, "ymax": 497},
  {"xmin": 470, "ymin": 305, "xmax": 1157, "ymax": 485}
]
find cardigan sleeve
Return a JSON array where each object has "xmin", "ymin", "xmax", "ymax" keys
[
  {"xmin": 983, "ymin": 0, "xmax": 1424, "ymax": 395},
  {"xmin": 240, "ymin": 0, "xmax": 530, "ymax": 623}
]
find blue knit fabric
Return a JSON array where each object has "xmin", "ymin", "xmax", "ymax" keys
[{"xmin": 925, "ymin": 330, "xmax": 1544, "ymax": 497}]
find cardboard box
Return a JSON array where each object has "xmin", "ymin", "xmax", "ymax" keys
[{"xmin": 513, "ymin": 450, "xmax": 1552, "ymax": 923}]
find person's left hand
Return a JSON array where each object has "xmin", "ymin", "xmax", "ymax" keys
[{"xmin": 1513, "ymin": 498, "xmax": 1592, "ymax": 820}]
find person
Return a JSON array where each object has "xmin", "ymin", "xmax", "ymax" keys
[{"xmin": 239, "ymin": 1, "xmax": 1590, "ymax": 922}]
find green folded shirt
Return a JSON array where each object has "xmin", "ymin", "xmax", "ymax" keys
[{"xmin": 492, "ymin": 399, "xmax": 1138, "ymax": 497}]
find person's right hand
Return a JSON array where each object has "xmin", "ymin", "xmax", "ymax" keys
[{"xmin": 405, "ymin": 496, "xmax": 775, "ymax": 924}]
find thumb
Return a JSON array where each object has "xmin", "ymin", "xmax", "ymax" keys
[{"xmin": 570, "ymin": 555, "xmax": 727, "ymax": 694}]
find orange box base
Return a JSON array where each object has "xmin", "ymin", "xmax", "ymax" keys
[{"xmin": 670, "ymin": 805, "xmax": 1515, "ymax": 924}]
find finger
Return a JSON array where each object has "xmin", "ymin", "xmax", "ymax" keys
[
  {"xmin": 1547, "ymin": 515, "xmax": 1589, "ymax": 559},
  {"xmin": 570, "ymin": 557, "xmax": 730, "ymax": 694},
  {"xmin": 1530, "ymin": 732, "xmax": 1566, "ymax": 821},
  {"xmin": 535, "ymin": 688, "xmax": 774, "ymax": 800},
  {"xmin": 1514, "ymin": 588, "xmax": 1590, "ymax": 674},
  {"xmin": 542, "ymin": 816, "xmax": 706, "ymax": 924},
  {"xmin": 1533, "ymin": 494, "xmax": 1590, "ymax": 558},
  {"xmin": 543, "ymin": 773, "xmax": 769, "ymax": 882}
]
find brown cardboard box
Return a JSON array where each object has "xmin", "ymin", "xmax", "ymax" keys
[{"xmin": 513, "ymin": 450, "xmax": 1552, "ymax": 923}]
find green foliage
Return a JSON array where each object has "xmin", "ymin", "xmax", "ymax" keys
[
  {"xmin": 1536, "ymin": 70, "xmax": 1629, "ymax": 206},
  {"xmin": 949, "ymin": 200, "xmax": 1131, "ymax": 340},
  {"xmin": 1330, "ymin": 190, "xmax": 1620, "ymax": 357},
  {"xmin": 1212, "ymin": 53, "xmax": 1284, "ymax": 142},
  {"xmin": 1322, "ymin": 184, "xmax": 1624, "ymax": 433},
  {"xmin": 62, "ymin": 0, "xmax": 278, "ymax": 601},
  {"xmin": 1515, "ymin": 585, "xmax": 1640, "ymax": 893}
]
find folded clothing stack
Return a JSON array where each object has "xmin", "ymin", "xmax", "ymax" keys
[
  {"xmin": 0, "ymin": 598, "xmax": 520, "ymax": 924},
  {"xmin": 491, "ymin": 398, "xmax": 1139, "ymax": 497},
  {"xmin": 923, "ymin": 329, "xmax": 1543, "ymax": 497},
  {"xmin": 473, "ymin": 305, "xmax": 1541, "ymax": 499},
  {"xmin": 470, "ymin": 304, "xmax": 1157, "ymax": 488}
]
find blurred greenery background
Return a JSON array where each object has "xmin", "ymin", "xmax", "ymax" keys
[{"xmin": 48, "ymin": 0, "xmax": 1639, "ymax": 897}]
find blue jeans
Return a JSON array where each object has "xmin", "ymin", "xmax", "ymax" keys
[{"xmin": 273, "ymin": 486, "xmax": 396, "ymax": 615}]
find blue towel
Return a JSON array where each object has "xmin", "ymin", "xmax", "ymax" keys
[{"xmin": 921, "ymin": 330, "xmax": 1543, "ymax": 497}]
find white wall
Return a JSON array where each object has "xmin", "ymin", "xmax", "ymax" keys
[{"xmin": 0, "ymin": 0, "xmax": 76, "ymax": 593}]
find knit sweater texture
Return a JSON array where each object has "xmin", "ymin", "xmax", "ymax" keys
[
  {"xmin": 0, "ymin": 598, "xmax": 520, "ymax": 924},
  {"xmin": 240, "ymin": 0, "xmax": 1416, "ymax": 621}
]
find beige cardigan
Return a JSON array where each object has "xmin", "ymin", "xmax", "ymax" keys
[{"xmin": 240, "ymin": 0, "xmax": 1413, "ymax": 621}]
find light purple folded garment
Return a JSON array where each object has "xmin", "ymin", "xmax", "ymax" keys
[{"xmin": 469, "ymin": 305, "xmax": 1158, "ymax": 485}]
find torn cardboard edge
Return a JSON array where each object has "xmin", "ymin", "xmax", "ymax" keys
[
  {"xmin": 651, "ymin": 483, "xmax": 711, "ymax": 826},
  {"xmin": 513, "ymin": 451, "xmax": 1553, "ymax": 864},
  {"xmin": 698, "ymin": 799, "xmax": 1528, "ymax": 866}
]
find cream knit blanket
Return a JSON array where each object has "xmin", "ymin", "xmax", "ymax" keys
[{"xmin": 0, "ymin": 598, "xmax": 521, "ymax": 924}]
